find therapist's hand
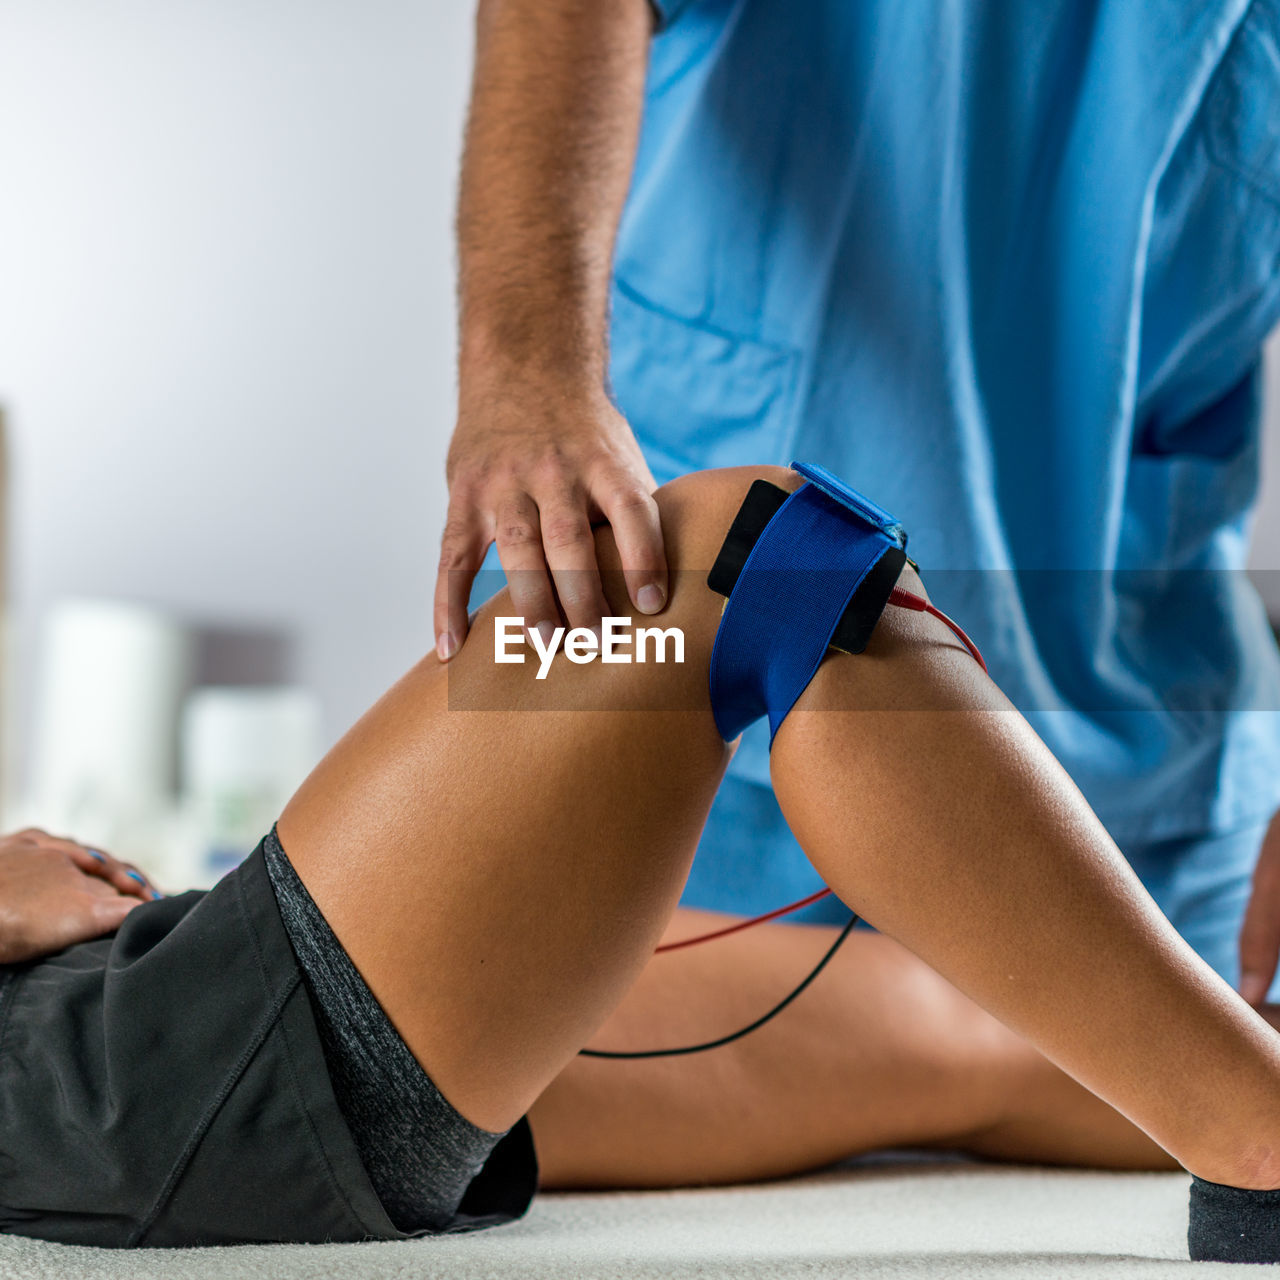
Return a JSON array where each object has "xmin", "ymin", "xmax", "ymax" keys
[
  {"xmin": 1238, "ymin": 809, "xmax": 1280, "ymax": 1005},
  {"xmin": 434, "ymin": 379, "xmax": 669, "ymax": 660},
  {"xmin": 0, "ymin": 829, "xmax": 160, "ymax": 965}
]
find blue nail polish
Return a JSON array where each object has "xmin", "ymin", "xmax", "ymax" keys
[
  {"xmin": 126, "ymin": 870, "xmax": 146, "ymax": 885},
  {"xmin": 87, "ymin": 849, "xmax": 105, "ymax": 862}
]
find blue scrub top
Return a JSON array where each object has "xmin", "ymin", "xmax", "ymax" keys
[{"xmin": 604, "ymin": 0, "xmax": 1280, "ymax": 916}]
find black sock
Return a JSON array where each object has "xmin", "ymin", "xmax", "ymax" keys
[{"xmin": 1189, "ymin": 1175, "xmax": 1280, "ymax": 1263}]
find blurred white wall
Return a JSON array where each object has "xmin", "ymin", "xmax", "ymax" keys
[
  {"xmin": 2, "ymin": 1, "xmax": 1280, "ymax": 811},
  {"xmin": 0, "ymin": 0, "xmax": 474, "ymax": 799}
]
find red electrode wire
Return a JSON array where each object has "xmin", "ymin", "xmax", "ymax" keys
[
  {"xmin": 655, "ymin": 886, "xmax": 834, "ymax": 952},
  {"xmin": 657, "ymin": 589, "xmax": 986, "ymax": 955},
  {"xmin": 887, "ymin": 586, "xmax": 988, "ymax": 675}
]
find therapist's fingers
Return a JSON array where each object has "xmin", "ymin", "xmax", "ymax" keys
[
  {"xmin": 593, "ymin": 475, "xmax": 668, "ymax": 617},
  {"xmin": 434, "ymin": 497, "xmax": 491, "ymax": 662},
  {"xmin": 536, "ymin": 495, "xmax": 613, "ymax": 634},
  {"xmin": 493, "ymin": 491, "xmax": 560, "ymax": 646},
  {"xmin": 1238, "ymin": 814, "xmax": 1280, "ymax": 1005}
]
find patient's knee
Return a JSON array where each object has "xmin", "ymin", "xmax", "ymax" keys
[
  {"xmin": 653, "ymin": 466, "xmax": 802, "ymax": 576},
  {"xmin": 589, "ymin": 466, "xmax": 800, "ymax": 608}
]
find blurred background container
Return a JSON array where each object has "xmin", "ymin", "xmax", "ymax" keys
[
  {"xmin": 180, "ymin": 685, "xmax": 320, "ymax": 886},
  {"xmin": 29, "ymin": 599, "xmax": 190, "ymax": 861}
]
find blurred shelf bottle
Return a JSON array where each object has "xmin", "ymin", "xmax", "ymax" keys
[
  {"xmin": 179, "ymin": 686, "xmax": 320, "ymax": 888},
  {"xmin": 28, "ymin": 598, "xmax": 192, "ymax": 869}
]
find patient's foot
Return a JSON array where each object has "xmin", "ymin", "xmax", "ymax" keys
[{"xmin": 1189, "ymin": 1177, "xmax": 1280, "ymax": 1263}]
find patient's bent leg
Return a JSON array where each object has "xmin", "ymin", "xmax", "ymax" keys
[
  {"xmin": 280, "ymin": 462, "xmax": 1280, "ymax": 1200},
  {"xmin": 768, "ymin": 593, "xmax": 1280, "ymax": 1192}
]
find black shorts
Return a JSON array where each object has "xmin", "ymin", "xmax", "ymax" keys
[{"xmin": 0, "ymin": 841, "xmax": 537, "ymax": 1247}]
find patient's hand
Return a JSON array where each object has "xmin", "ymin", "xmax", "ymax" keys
[{"xmin": 0, "ymin": 829, "xmax": 159, "ymax": 965}]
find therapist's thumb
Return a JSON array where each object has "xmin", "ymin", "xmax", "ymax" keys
[{"xmin": 1238, "ymin": 815, "xmax": 1280, "ymax": 1005}]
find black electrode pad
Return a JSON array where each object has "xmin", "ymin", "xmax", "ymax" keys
[
  {"xmin": 708, "ymin": 479, "xmax": 907, "ymax": 655},
  {"xmin": 706, "ymin": 480, "xmax": 789, "ymax": 598}
]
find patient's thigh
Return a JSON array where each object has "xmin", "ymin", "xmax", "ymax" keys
[{"xmin": 276, "ymin": 469, "xmax": 787, "ymax": 1134}]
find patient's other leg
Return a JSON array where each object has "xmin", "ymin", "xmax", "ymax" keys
[{"xmin": 532, "ymin": 908, "xmax": 1179, "ymax": 1188}]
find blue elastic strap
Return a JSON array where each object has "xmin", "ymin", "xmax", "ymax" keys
[{"xmin": 708, "ymin": 461, "xmax": 907, "ymax": 743}]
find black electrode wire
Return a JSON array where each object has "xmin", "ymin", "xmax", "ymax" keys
[{"xmin": 578, "ymin": 911, "xmax": 859, "ymax": 1060}]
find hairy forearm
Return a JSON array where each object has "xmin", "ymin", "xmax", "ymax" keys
[{"xmin": 458, "ymin": 0, "xmax": 651, "ymax": 390}]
